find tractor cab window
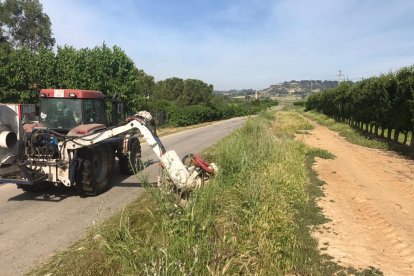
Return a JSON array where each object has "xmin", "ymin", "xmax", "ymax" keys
[
  {"xmin": 83, "ymin": 99, "xmax": 107, "ymax": 125},
  {"xmin": 94, "ymin": 100, "xmax": 107, "ymax": 124},
  {"xmin": 40, "ymin": 98, "xmax": 107, "ymax": 130},
  {"xmin": 40, "ymin": 98, "xmax": 82, "ymax": 130}
]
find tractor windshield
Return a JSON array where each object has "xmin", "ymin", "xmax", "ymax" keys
[{"xmin": 40, "ymin": 98, "xmax": 83, "ymax": 130}]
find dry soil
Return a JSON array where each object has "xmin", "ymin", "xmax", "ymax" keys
[{"xmin": 296, "ymin": 119, "xmax": 414, "ymax": 275}]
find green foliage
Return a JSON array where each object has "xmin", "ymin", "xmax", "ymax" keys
[
  {"xmin": 153, "ymin": 77, "xmax": 183, "ymax": 101},
  {"xmin": 0, "ymin": 45, "xmax": 43, "ymax": 103},
  {"xmin": 0, "ymin": 23, "xmax": 274, "ymax": 125},
  {"xmin": 167, "ymin": 105, "xmax": 217, "ymax": 126},
  {"xmin": 153, "ymin": 77, "xmax": 213, "ymax": 106},
  {"xmin": 306, "ymin": 66, "xmax": 414, "ymax": 147},
  {"xmin": 0, "ymin": 0, "xmax": 270, "ymax": 124},
  {"xmin": 0, "ymin": 0, "xmax": 55, "ymax": 50},
  {"xmin": 165, "ymin": 100, "xmax": 276, "ymax": 127},
  {"xmin": 54, "ymin": 44, "xmax": 151, "ymax": 112},
  {"xmin": 302, "ymin": 110, "xmax": 414, "ymax": 159},
  {"xmin": 0, "ymin": 0, "xmax": 275, "ymax": 128},
  {"xmin": 180, "ymin": 79, "xmax": 213, "ymax": 106},
  {"xmin": 0, "ymin": 44, "xmax": 153, "ymax": 111},
  {"xmin": 293, "ymin": 100, "xmax": 306, "ymax": 107}
]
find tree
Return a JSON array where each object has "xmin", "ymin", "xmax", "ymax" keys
[
  {"xmin": 153, "ymin": 77, "xmax": 213, "ymax": 106},
  {"xmin": 1, "ymin": 46, "xmax": 40, "ymax": 103},
  {"xmin": 0, "ymin": 0, "xmax": 55, "ymax": 51},
  {"xmin": 180, "ymin": 79, "xmax": 213, "ymax": 106},
  {"xmin": 153, "ymin": 77, "xmax": 184, "ymax": 101},
  {"xmin": 305, "ymin": 66, "xmax": 414, "ymax": 147},
  {"xmin": 395, "ymin": 67, "xmax": 414, "ymax": 144},
  {"xmin": 0, "ymin": 44, "xmax": 152, "ymax": 109}
]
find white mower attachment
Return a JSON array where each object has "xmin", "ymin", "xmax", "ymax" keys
[{"xmin": 160, "ymin": 151, "xmax": 218, "ymax": 191}]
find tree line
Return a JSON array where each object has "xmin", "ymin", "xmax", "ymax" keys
[
  {"xmin": 0, "ymin": 0, "xmax": 214, "ymax": 109},
  {"xmin": 306, "ymin": 66, "xmax": 414, "ymax": 147},
  {"xmin": 0, "ymin": 0, "xmax": 276, "ymax": 126},
  {"xmin": 0, "ymin": 44, "xmax": 276, "ymax": 126},
  {"xmin": 0, "ymin": 44, "xmax": 152, "ymax": 107}
]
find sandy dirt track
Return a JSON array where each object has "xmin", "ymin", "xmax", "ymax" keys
[{"xmin": 296, "ymin": 119, "xmax": 414, "ymax": 275}]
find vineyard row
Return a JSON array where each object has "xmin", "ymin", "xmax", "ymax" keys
[{"xmin": 306, "ymin": 65, "xmax": 414, "ymax": 147}]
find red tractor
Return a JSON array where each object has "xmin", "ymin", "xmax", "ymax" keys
[
  {"xmin": 0, "ymin": 89, "xmax": 216, "ymax": 196},
  {"xmin": 1, "ymin": 89, "xmax": 148, "ymax": 195}
]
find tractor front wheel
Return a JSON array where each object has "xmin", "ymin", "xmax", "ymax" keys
[{"xmin": 77, "ymin": 146, "xmax": 113, "ymax": 196}]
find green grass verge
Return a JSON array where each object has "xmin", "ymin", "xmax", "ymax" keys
[
  {"xmin": 302, "ymin": 110, "xmax": 388, "ymax": 150},
  {"xmin": 301, "ymin": 110, "xmax": 413, "ymax": 159},
  {"xmin": 30, "ymin": 111, "xmax": 381, "ymax": 275}
]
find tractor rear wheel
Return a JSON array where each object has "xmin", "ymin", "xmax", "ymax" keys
[
  {"xmin": 77, "ymin": 146, "xmax": 113, "ymax": 196},
  {"xmin": 119, "ymin": 138, "xmax": 142, "ymax": 175}
]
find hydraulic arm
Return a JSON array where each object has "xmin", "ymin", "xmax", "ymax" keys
[
  {"xmin": 0, "ymin": 106, "xmax": 216, "ymax": 193},
  {"xmin": 59, "ymin": 115, "xmax": 216, "ymax": 190}
]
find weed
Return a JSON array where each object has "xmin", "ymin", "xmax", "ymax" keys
[{"xmin": 30, "ymin": 110, "xmax": 381, "ymax": 275}]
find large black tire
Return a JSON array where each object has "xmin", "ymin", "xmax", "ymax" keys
[
  {"xmin": 119, "ymin": 138, "xmax": 142, "ymax": 175},
  {"xmin": 77, "ymin": 146, "xmax": 113, "ymax": 196}
]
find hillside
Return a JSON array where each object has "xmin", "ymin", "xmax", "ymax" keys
[
  {"xmin": 260, "ymin": 80, "xmax": 339, "ymax": 96},
  {"xmin": 214, "ymin": 80, "xmax": 340, "ymax": 97}
]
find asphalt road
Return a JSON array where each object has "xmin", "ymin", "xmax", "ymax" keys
[{"xmin": 0, "ymin": 117, "xmax": 246, "ymax": 276}]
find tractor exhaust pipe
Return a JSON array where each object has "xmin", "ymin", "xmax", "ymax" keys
[{"xmin": 0, "ymin": 130, "xmax": 17, "ymax": 148}]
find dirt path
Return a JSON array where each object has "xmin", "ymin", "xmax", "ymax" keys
[{"xmin": 296, "ymin": 119, "xmax": 414, "ymax": 275}]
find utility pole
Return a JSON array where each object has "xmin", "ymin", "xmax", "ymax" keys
[
  {"xmin": 310, "ymin": 79, "xmax": 313, "ymax": 92},
  {"xmin": 337, "ymin": 69, "xmax": 343, "ymax": 83},
  {"xmin": 255, "ymin": 89, "xmax": 258, "ymax": 100}
]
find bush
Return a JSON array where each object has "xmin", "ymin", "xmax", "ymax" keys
[
  {"xmin": 163, "ymin": 100, "xmax": 277, "ymax": 127},
  {"xmin": 293, "ymin": 100, "xmax": 306, "ymax": 107}
]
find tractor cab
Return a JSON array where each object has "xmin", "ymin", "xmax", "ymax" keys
[{"xmin": 39, "ymin": 89, "xmax": 107, "ymax": 131}]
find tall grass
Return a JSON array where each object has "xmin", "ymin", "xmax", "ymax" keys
[
  {"xmin": 32, "ymin": 111, "xmax": 371, "ymax": 275},
  {"xmin": 301, "ymin": 110, "xmax": 388, "ymax": 149},
  {"xmin": 302, "ymin": 110, "xmax": 414, "ymax": 160}
]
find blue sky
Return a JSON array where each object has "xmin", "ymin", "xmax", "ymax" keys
[{"xmin": 41, "ymin": 0, "xmax": 414, "ymax": 90}]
